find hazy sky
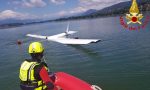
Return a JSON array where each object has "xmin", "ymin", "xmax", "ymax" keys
[{"xmin": 0, "ymin": 0, "xmax": 130, "ymax": 20}]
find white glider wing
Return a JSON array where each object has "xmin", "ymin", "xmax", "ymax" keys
[
  {"xmin": 27, "ymin": 34, "xmax": 47, "ymax": 39},
  {"xmin": 50, "ymin": 38, "xmax": 100, "ymax": 45},
  {"xmin": 27, "ymin": 30, "xmax": 77, "ymax": 39}
]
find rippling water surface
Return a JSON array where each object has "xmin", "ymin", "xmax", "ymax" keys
[{"xmin": 0, "ymin": 15, "xmax": 150, "ymax": 90}]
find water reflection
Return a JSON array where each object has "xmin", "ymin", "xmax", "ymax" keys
[{"xmin": 68, "ymin": 45, "xmax": 101, "ymax": 59}]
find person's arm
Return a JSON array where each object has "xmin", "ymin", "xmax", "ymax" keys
[{"xmin": 39, "ymin": 67, "xmax": 54, "ymax": 90}]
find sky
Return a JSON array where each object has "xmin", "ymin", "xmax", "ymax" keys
[{"xmin": 0, "ymin": 0, "xmax": 130, "ymax": 20}]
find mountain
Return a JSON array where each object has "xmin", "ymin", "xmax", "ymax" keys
[
  {"xmin": 0, "ymin": 18, "xmax": 43, "ymax": 29},
  {"xmin": 82, "ymin": 9, "xmax": 97, "ymax": 16},
  {"xmin": 0, "ymin": 19, "xmax": 40, "ymax": 25},
  {"xmin": 54, "ymin": 0, "xmax": 150, "ymax": 21},
  {"xmin": 87, "ymin": 0, "xmax": 150, "ymax": 17},
  {"xmin": 95, "ymin": 1, "xmax": 131, "ymax": 15}
]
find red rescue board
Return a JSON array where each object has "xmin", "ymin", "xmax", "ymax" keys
[{"xmin": 54, "ymin": 72, "xmax": 92, "ymax": 90}]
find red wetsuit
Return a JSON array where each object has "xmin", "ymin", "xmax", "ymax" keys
[{"xmin": 39, "ymin": 67, "xmax": 57, "ymax": 90}]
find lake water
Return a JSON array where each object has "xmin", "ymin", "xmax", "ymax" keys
[{"xmin": 0, "ymin": 14, "xmax": 150, "ymax": 90}]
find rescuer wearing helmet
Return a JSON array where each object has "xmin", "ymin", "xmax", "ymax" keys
[{"xmin": 19, "ymin": 42, "xmax": 55, "ymax": 90}]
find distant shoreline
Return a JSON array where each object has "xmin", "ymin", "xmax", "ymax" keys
[{"xmin": 0, "ymin": 11, "xmax": 149, "ymax": 29}]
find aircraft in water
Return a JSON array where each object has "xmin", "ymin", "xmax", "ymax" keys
[{"xmin": 27, "ymin": 24, "xmax": 100, "ymax": 45}]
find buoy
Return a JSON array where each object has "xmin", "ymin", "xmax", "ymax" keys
[{"xmin": 17, "ymin": 40, "xmax": 22, "ymax": 45}]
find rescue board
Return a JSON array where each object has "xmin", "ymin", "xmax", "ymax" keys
[{"xmin": 52, "ymin": 72, "xmax": 102, "ymax": 90}]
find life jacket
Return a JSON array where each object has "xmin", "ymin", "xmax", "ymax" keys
[{"xmin": 19, "ymin": 60, "xmax": 48, "ymax": 90}]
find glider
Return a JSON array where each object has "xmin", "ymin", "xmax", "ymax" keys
[{"xmin": 27, "ymin": 24, "xmax": 100, "ymax": 45}]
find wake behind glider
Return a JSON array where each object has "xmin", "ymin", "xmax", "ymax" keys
[{"xmin": 27, "ymin": 24, "xmax": 101, "ymax": 45}]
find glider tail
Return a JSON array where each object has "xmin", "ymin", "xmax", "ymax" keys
[{"xmin": 65, "ymin": 23, "xmax": 70, "ymax": 35}]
